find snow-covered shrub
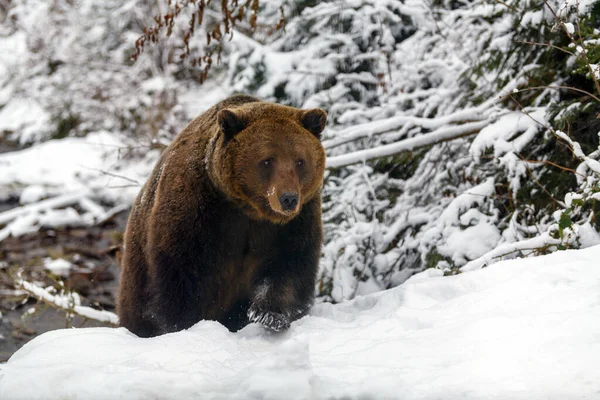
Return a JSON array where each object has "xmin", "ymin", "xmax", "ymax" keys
[{"xmin": 227, "ymin": 0, "xmax": 414, "ymax": 119}]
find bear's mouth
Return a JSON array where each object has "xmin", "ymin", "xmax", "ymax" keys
[
  {"xmin": 266, "ymin": 200, "xmax": 299, "ymax": 220},
  {"xmin": 235, "ymin": 184, "xmax": 299, "ymax": 224},
  {"xmin": 258, "ymin": 196, "xmax": 299, "ymax": 224},
  {"xmin": 234, "ymin": 194, "xmax": 298, "ymax": 224}
]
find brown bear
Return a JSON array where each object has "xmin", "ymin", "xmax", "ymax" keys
[{"xmin": 117, "ymin": 94, "xmax": 327, "ymax": 337}]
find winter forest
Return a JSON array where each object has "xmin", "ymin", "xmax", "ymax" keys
[{"xmin": 1, "ymin": 0, "xmax": 600, "ymax": 398}]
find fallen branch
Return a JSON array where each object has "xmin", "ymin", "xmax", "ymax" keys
[
  {"xmin": 17, "ymin": 279, "xmax": 119, "ymax": 326},
  {"xmin": 460, "ymin": 232, "xmax": 562, "ymax": 272},
  {"xmin": 326, "ymin": 120, "xmax": 488, "ymax": 169},
  {"xmin": 0, "ymin": 192, "xmax": 130, "ymax": 243},
  {"xmin": 0, "ymin": 192, "xmax": 88, "ymax": 226},
  {"xmin": 97, "ymin": 203, "xmax": 130, "ymax": 225}
]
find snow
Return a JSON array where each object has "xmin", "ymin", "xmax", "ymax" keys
[
  {"xmin": 18, "ymin": 185, "xmax": 46, "ymax": 205},
  {"xmin": 591, "ymin": 63, "xmax": 600, "ymax": 80},
  {"xmin": 438, "ymin": 221, "xmax": 501, "ymax": 265},
  {"xmin": 559, "ymin": 0, "xmax": 597, "ymax": 14},
  {"xmin": 0, "ymin": 7, "xmax": 599, "ymax": 396},
  {"xmin": 470, "ymin": 110, "xmax": 545, "ymax": 158},
  {"xmin": 43, "ymin": 258, "xmax": 73, "ymax": 277},
  {"xmin": 2, "ymin": 245, "xmax": 600, "ymax": 399},
  {"xmin": 0, "ymin": 132, "xmax": 161, "ymax": 242},
  {"xmin": 0, "ymin": 132, "xmax": 147, "ymax": 198},
  {"xmin": 323, "ymin": 105, "xmax": 493, "ymax": 150},
  {"xmin": 0, "ymin": 99, "xmax": 51, "ymax": 145},
  {"xmin": 564, "ymin": 22, "xmax": 575, "ymax": 34},
  {"xmin": 0, "ymin": 193, "xmax": 95, "ymax": 242},
  {"xmin": 461, "ymin": 231, "xmax": 562, "ymax": 272},
  {"xmin": 38, "ymin": 207, "xmax": 84, "ymax": 229},
  {"xmin": 555, "ymin": 130, "xmax": 600, "ymax": 174}
]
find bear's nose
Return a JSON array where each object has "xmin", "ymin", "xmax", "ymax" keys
[{"xmin": 279, "ymin": 192, "xmax": 299, "ymax": 211}]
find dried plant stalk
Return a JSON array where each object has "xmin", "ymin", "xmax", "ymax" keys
[{"xmin": 132, "ymin": 0, "xmax": 286, "ymax": 83}]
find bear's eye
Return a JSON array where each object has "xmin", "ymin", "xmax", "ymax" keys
[
  {"xmin": 296, "ymin": 159, "xmax": 305, "ymax": 167},
  {"xmin": 261, "ymin": 157, "xmax": 274, "ymax": 168}
]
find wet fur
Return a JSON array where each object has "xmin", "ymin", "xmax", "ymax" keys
[{"xmin": 117, "ymin": 95, "xmax": 325, "ymax": 337}]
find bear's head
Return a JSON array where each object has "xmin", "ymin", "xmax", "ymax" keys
[{"xmin": 210, "ymin": 102, "xmax": 327, "ymax": 224}]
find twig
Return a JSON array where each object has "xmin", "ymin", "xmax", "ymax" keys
[
  {"xmin": 517, "ymin": 154, "xmax": 566, "ymax": 208},
  {"xmin": 519, "ymin": 158, "xmax": 586, "ymax": 178},
  {"xmin": 505, "ymin": 85, "xmax": 600, "ymax": 103},
  {"xmin": 78, "ymin": 166, "xmax": 140, "ymax": 185},
  {"xmin": 515, "ymin": 40, "xmax": 574, "ymax": 56}
]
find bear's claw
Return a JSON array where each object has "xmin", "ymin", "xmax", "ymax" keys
[{"xmin": 247, "ymin": 308, "xmax": 291, "ymax": 332}]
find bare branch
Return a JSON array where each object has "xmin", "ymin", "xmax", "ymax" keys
[{"xmin": 78, "ymin": 166, "xmax": 140, "ymax": 186}]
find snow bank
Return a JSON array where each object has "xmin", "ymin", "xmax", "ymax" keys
[
  {"xmin": 0, "ymin": 132, "xmax": 141, "ymax": 200},
  {"xmin": 2, "ymin": 246, "xmax": 600, "ymax": 399},
  {"xmin": 0, "ymin": 132, "xmax": 159, "ymax": 241},
  {"xmin": 0, "ymin": 99, "xmax": 51, "ymax": 144}
]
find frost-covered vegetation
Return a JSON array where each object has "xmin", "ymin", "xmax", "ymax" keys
[{"xmin": 1, "ymin": 0, "xmax": 600, "ymax": 309}]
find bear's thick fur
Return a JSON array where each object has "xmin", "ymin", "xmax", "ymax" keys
[{"xmin": 117, "ymin": 94, "xmax": 327, "ymax": 337}]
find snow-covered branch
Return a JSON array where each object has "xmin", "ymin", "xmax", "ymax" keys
[
  {"xmin": 0, "ymin": 192, "xmax": 128, "ymax": 243},
  {"xmin": 461, "ymin": 232, "xmax": 562, "ymax": 272},
  {"xmin": 323, "ymin": 106, "xmax": 493, "ymax": 150},
  {"xmin": 326, "ymin": 120, "xmax": 488, "ymax": 169},
  {"xmin": 555, "ymin": 130, "xmax": 600, "ymax": 175},
  {"xmin": 0, "ymin": 193, "xmax": 88, "ymax": 226},
  {"xmin": 17, "ymin": 279, "xmax": 119, "ymax": 325}
]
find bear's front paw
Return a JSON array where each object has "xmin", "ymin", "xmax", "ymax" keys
[{"xmin": 247, "ymin": 307, "xmax": 291, "ymax": 332}]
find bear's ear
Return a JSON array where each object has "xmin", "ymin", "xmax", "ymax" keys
[
  {"xmin": 218, "ymin": 109, "xmax": 247, "ymax": 142},
  {"xmin": 300, "ymin": 109, "xmax": 327, "ymax": 139}
]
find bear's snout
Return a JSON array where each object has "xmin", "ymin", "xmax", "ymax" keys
[{"xmin": 280, "ymin": 192, "xmax": 299, "ymax": 211}]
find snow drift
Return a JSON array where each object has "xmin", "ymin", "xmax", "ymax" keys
[{"xmin": 1, "ymin": 245, "xmax": 599, "ymax": 400}]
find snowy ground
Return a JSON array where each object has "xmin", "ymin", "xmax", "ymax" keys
[{"xmin": 1, "ymin": 246, "xmax": 599, "ymax": 400}]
